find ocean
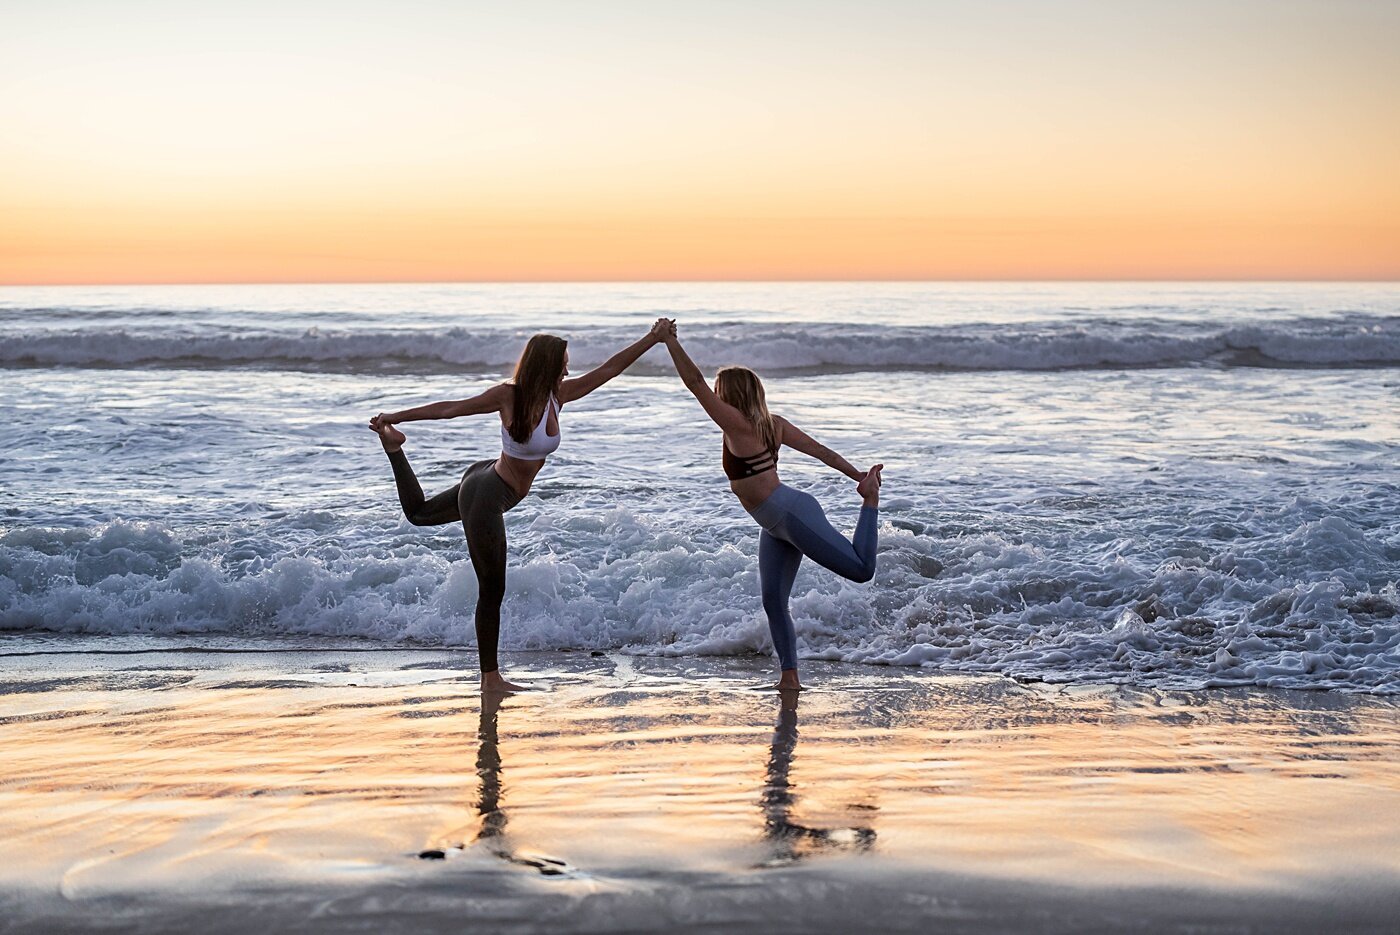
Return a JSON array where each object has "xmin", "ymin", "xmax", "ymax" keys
[{"xmin": 1, "ymin": 281, "xmax": 1396, "ymax": 692}]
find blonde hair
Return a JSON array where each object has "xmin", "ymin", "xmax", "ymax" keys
[{"xmin": 714, "ymin": 366, "xmax": 778, "ymax": 451}]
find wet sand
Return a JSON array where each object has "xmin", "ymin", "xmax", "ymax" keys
[{"xmin": 0, "ymin": 647, "xmax": 1397, "ymax": 933}]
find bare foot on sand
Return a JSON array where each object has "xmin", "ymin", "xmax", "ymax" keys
[
  {"xmin": 776, "ymin": 670, "xmax": 802, "ymax": 691},
  {"xmin": 481, "ymin": 671, "xmax": 529, "ymax": 694},
  {"xmin": 857, "ymin": 464, "xmax": 883, "ymax": 508},
  {"xmin": 369, "ymin": 416, "xmax": 406, "ymax": 453}
]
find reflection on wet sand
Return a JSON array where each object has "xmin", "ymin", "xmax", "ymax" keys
[
  {"xmin": 759, "ymin": 690, "xmax": 876, "ymax": 867},
  {"xmin": 0, "ymin": 651, "xmax": 1396, "ymax": 933},
  {"xmin": 425, "ymin": 692, "xmax": 574, "ymax": 875},
  {"xmin": 474, "ymin": 692, "xmax": 508, "ymax": 849}
]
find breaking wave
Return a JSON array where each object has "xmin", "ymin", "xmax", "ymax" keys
[
  {"xmin": 1, "ymin": 315, "xmax": 1397, "ymax": 373},
  {"xmin": 3, "ymin": 509, "xmax": 1396, "ymax": 693}
]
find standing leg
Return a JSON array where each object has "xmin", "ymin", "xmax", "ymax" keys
[
  {"xmin": 387, "ymin": 449, "xmax": 462, "ymax": 527},
  {"xmin": 759, "ymin": 529, "xmax": 804, "ymax": 672},
  {"xmin": 461, "ymin": 487, "xmax": 509, "ymax": 674},
  {"xmin": 457, "ymin": 462, "xmax": 527, "ymax": 693}
]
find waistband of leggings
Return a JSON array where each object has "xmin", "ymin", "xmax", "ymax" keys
[
  {"xmin": 463, "ymin": 458, "xmax": 524, "ymax": 509},
  {"xmin": 746, "ymin": 482, "xmax": 798, "ymax": 527},
  {"xmin": 461, "ymin": 458, "xmax": 496, "ymax": 481}
]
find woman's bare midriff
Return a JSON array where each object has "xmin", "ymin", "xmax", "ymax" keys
[
  {"xmin": 494, "ymin": 452, "xmax": 548, "ymax": 499},
  {"xmin": 730, "ymin": 470, "xmax": 780, "ymax": 511}
]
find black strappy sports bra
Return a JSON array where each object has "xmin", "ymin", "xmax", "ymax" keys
[{"xmin": 723, "ymin": 443, "xmax": 778, "ymax": 481}]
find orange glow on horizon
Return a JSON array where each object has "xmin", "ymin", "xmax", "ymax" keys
[{"xmin": 6, "ymin": 213, "xmax": 1399, "ymax": 285}]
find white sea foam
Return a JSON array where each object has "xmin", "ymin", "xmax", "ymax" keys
[{"xmin": 2, "ymin": 506, "xmax": 1396, "ymax": 692}]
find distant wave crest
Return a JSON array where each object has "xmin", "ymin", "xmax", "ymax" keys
[{"xmin": 1, "ymin": 315, "xmax": 1397, "ymax": 373}]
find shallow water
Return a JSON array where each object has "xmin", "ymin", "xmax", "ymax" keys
[{"xmin": 1, "ymin": 282, "xmax": 1397, "ymax": 691}]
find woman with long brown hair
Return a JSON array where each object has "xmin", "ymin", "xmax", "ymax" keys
[
  {"xmin": 659, "ymin": 322, "xmax": 882, "ymax": 690},
  {"xmin": 368, "ymin": 321, "xmax": 670, "ymax": 693}
]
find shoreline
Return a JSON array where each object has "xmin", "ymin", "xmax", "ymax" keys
[
  {"xmin": 1, "ymin": 648, "xmax": 1397, "ymax": 933},
  {"xmin": 2, "ymin": 635, "xmax": 1395, "ymax": 697}
]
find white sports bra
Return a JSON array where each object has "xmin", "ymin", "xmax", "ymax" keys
[{"xmin": 500, "ymin": 394, "xmax": 561, "ymax": 461}]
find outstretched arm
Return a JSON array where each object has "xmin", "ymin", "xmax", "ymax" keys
[
  {"xmin": 374, "ymin": 383, "xmax": 508, "ymax": 426},
  {"xmin": 557, "ymin": 320, "xmax": 668, "ymax": 404},
  {"xmin": 776, "ymin": 416, "xmax": 864, "ymax": 481},
  {"xmin": 662, "ymin": 331, "xmax": 753, "ymax": 436}
]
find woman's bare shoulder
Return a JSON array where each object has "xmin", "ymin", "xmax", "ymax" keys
[{"xmin": 481, "ymin": 382, "xmax": 512, "ymax": 413}]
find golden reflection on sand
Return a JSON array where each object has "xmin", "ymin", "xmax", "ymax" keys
[
  {"xmin": 0, "ymin": 655, "xmax": 1396, "ymax": 901},
  {"xmin": 758, "ymin": 690, "xmax": 876, "ymax": 868}
]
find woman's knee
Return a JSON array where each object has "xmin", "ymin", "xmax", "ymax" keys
[
  {"xmin": 761, "ymin": 590, "xmax": 788, "ymax": 619},
  {"xmin": 759, "ymin": 565, "xmax": 792, "ymax": 615},
  {"xmin": 471, "ymin": 561, "xmax": 507, "ymax": 605},
  {"xmin": 822, "ymin": 552, "xmax": 874, "ymax": 583}
]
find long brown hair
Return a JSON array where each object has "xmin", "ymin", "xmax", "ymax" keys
[
  {"xmin": 508, "ymin": 334, "xmax": 567, "ymax": 443},
  {"xmin": 714, "ymin": 366, "xmax": 778, "ymax": 452}
]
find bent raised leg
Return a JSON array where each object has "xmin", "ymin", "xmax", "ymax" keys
[
  {"xmin": 387, "ymin": 449, "xmax": 462, "ymax": 527},
  {"xmin": 759, "ymin": 530, "xmax": 804, "ymax": 672},
  {"xmin": 780, "ymin": 491, "xmax": 878, "ymax": 583}
]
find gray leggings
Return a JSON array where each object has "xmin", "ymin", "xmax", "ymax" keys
[
  {"xmin": 747, "ymin": 483, "xmax": 878, "ymax": 671},
  {"xmin": 386, "ymin": 451, "xmax": 523, "ymax": 673}
]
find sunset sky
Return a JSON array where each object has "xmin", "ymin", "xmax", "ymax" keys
[{"xmin": 2, "ymin": 0, "xmax": 1397, "ymax": 283}]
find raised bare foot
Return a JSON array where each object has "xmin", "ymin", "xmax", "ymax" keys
[
  {"xmin": 481, "ymin": 671, "xmax": 529, "ymax": 694},
  {"xmin": 857, "ymin": 464, "xmax": 883, "ymax": 508},
  {"xmin": 369, "ymin": 415, "xmax": 406, "ymax": 453}
]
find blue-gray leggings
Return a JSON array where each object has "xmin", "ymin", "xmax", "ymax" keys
[{"xmin": 747, "ymin": 483, "xmax": 878, "ymax": 671}]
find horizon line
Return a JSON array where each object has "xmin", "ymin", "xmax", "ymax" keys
[{"xmin": 4, "ymin": 277, "xmax": 1398, "ymax": 288}]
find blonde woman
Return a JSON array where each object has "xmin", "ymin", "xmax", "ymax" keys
[
  {"xmin": 369, "ymin": 321, "xmax": 670, "ymax": 693},
  {"xmin": 660, "ymin": 322, "xmax": 882, "ymax": 689}
]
